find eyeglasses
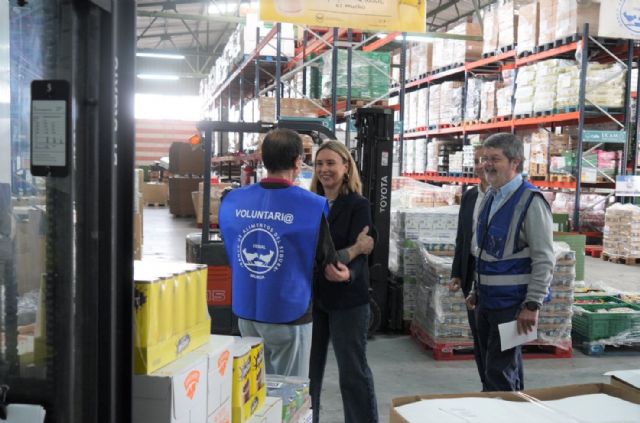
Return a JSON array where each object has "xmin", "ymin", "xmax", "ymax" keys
[{"xmin": 479, "ymin": 156, "xmax": 506, "ymax": 164}]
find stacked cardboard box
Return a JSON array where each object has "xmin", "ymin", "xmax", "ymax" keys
[
  {"xmin": 556, "ymin": 63, "xmax": 626, "ymax": 109},
  {"xmin": 480, "ymin": 81, "xmax": 498, "ymax": 122},
  {"xmin": 555, "ymin": 1, "xmax": 599, "ymax": 40},
  {"xmin": 517, "ymin": 1, "xmax": 539, "ymax": 55},
  {"xmin": 428, "ymin": 85, "xmax": 441, "ymax": 127},
  {"xmin": 464, "ymin": 78, "xmax": 482, "ymax": 123},
  {"xmin": 496, "ymin": 0, "xmax": 519, "ymax": 50},
  {"xmin": 414, "ymin": 249, "xmax": 472, "ymax": 342},
  {"xmin": 407, "ymin": 42, "xmax": 432, "ymax": 79},
  {"xmin": 439, "ymin": 81, "xmax": 465, "ymax": 125},
  {"xmin": 448, "ymin": 22, "xmax": 483, "ymax": 64},
  {"xmin": 529, "ymin": 130, "xmax": 549, "ymax": 177},
  {"xmin": 169, "ymin": 177, "xmax": 202, "ymax": 217},
  {"xmin": 538, "ymin": 243, "xmax": 575, "ymax": 348},
  {"xmin": 414, "ymin": 138, "xmax": 427, "ymax": 174},
  {"xmin": 482, "ymin": 5, "xmax": 499, "ymax": 55},
  {"xmin": 514, "ymin": 64, "xmax": 537, "ymax": 116},
  {"xmin": 402, "ymin": 139, "xmax": 415, "ymax": 174},
  {"xmin": 538, "ymin": 0, "xmax": 558, "ymax": 46},
  {"xmin": 533, "ymin": 59, "xmax": 574, "ymax": 113},
  {"xmin": 257, "ymin": 97, "xmax": 320, "ymax": 122},
  {"xmin": 603, "ymin": 203, "xmax": 640, "ymax": 258},
  {"xmin": 266, "ymin": 375, "xmax": 312, "ymax": 423}
]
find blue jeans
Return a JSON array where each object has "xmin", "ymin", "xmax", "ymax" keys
[
  {"xmin": 475, "ymin": 302, "xmax": 524, "ymax": 391},
  {"xmin": 309, "ymin": 303, "xmax": 378, "ymax": 423}
]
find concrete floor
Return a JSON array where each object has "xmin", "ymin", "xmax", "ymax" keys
[{"xmin": 143, "ymin": 207, "xmax": 640, "ymax": 423}]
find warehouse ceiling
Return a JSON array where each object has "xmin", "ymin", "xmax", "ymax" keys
[{"xmin": 135, "ymin": 0, "xmax": 496, "ymax": 94}]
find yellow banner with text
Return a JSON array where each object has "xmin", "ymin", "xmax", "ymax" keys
[{"xmin": 260, "ymin": 0, "xmax": 426, "ymax": 33}]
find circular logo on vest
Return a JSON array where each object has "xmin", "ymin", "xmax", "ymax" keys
[
  {"xmin": 619, "ymin": 0, "xmax": 640, "ymax": 34},
  {"xmin": 237, "ymin": 224, "xmax": 283, "ymax": 277}
]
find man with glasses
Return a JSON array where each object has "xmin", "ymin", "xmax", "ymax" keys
[
  {"xmin": 219, "ymin": 128, "xmax": 372, "ymax": 378},
  {"xmin": 449, "ymin": 145, "xmax": 489, "ymax": 390},
  {"xmin": 465, "ymin": 133, "xmax": 554, "ymax": 391}
]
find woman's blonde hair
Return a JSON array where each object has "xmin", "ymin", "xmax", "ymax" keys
[{"xmin": 310, "ymin": 140, "xmax": 363, "ymax": 196}]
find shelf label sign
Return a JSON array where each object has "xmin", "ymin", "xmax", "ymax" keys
[
  {"xmin": 260, "ymin": 0, "xmax": 426, "ymax": 33},
  {"xmin": 616, "ymin": 175, "xmax": 640, "ymax": 197},
  {"xmin": 582, "ymin": 130, "xmax": 627, "ymax": 144},
  {"xmin": 599, "ymin": 1, "xmax": 640, "ymax": 40}
]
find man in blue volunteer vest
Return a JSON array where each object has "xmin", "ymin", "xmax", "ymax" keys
[
  {"xmin": 219, "ymin": 128, "xmax": 372, "ymax": 378},
  {"xmin": 465, "ymin": 133, "xmax": 555, "ymax": 391}
]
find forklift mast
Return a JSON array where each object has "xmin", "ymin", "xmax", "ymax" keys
[{"xmin": 354, "ymin": 108, "xmax": 394, "ymax": 332}]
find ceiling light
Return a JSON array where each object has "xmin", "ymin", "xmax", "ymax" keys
[
  {"xmin": 137, "ymin": 74, "xmax": 180, "ymax": 81},
  {"xmin": 136, "ymin": 52, "xmax": 185, "ymax": 60}
]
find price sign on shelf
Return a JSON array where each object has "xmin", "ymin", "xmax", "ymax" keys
[
  {"xmin": 582, "ymin": 130, "xmax": 627, "ymax": 144},
  {"xmin": 616, "ymin": 175, "xmax": 640, "ymax": 197}
]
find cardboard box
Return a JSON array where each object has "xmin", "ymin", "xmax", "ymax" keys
[
  {"xmin": 169, "ymin": 142, "xmax": 205, "ymax": 176},
  {"xmin": 143, "ymin": 182, "xmax": 169, "ymax": 205},
  {"xmin": 538, "ymin": 0, "xmax": 558, "ymax": 45},
  {"xmin": 556, "ymin": 1, "xmax": 599, "ymax": 40},
  {"xmin": 517, "ymin": 1, "xmax": 539, "ymax": 54},
  {"xmin": 235, "ymin": 337, "xmax": 266, "ymax": 416},
  {"xmin": 209, "ymin": 399, "xmax": 232, "ymax": 423},
  {"xmin": 133, "ymin": 352, "xmax": 208, "ymax": 423},
  {"xmin": 606, "ymin": 370, "xmax": 640, "ymax": 392},
  {"xmin": 193, "ymin": 182, "xmax": 233, "ymax": 226},
  {"xmin": 232, "ymin": 343, "xmax": 253, "ymax": 423},
  {"xmin": 390, "ymin": 383, "xmax": 640, "ymax": 423},
  {"xmin": 194, "ymin": 335, "xmax": 235, "ymax": 417},
  {"xmin": 169, "ymin": 177, "xmax": 202, "ymax": 217},
  {"xmin": 134, "ymin": 212, "xmax": 143, "ymax": 260},
  {"xmin": 247, "ymin": 397, "xmax": 282, "ymax": 423},
  {"xmin": 497, "ymin": 0, "xmax": 518, "ymax": 48},
  {"xmin": 482, "ymin": 5, "xmax": 499, "ymax": 54}
]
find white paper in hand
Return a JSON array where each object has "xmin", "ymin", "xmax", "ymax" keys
[
  {"xmin": 3, "ymin": 404, "xmax": 46, "ymax": 422},
  {"xmin": 498, "ymin": 320, "xmax": 537, "ymax": 351}
]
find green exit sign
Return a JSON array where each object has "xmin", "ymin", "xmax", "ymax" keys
[{"xmin": 582, "ymin": 130, "xmax": 627, "ymax": 144}]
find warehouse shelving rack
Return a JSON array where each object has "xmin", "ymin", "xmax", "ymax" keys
[{"xmin": 396, "ymin": 23, "xmax": 640, "ymax": 232}]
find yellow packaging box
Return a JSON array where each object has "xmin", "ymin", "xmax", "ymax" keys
[{"xmin": 232, "ymin": 343, "xmax": 253, "ymax": 423}]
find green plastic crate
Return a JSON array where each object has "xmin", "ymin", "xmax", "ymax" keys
[
  {"xmin": 573, "ymin": 295, "xmax": 626, "ymax": 306},
  {"xmin": 572, "ymin": 302, "xmax": 640, "ymax": 341}
]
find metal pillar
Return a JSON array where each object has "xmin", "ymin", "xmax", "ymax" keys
[
  {"xmin": 331, "ymin": 27, "xmax": 339, "ymax": 132},
  {"xmin": 346, "ymin": 29, "xmax": 353, "ymax": 148},
  {"xmin": 276, "ymin": 22, "xmax": 282, "ymax": 120},
  {"xmin": 574, "ymin": 23, "xmax": 590, "ymax": 231},
  {"xmin": 398, "ymin": 33, "xmax": 407, "ymax": 172}
]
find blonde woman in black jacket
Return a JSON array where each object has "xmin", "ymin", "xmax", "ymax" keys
[{"xmin": 309, "ymin": 141, "xmax": 378, "ymax": 423}]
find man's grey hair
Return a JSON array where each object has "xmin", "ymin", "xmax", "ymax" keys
[{"xmin": 483, "ymin": 132, "xmax": 524, "ymax": 173}]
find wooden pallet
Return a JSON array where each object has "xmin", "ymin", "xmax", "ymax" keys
[
  {"xmin": 579, "ymin": 340, "xmax": 640, "ymax": 356},
  {"xmin": 410, "ymin": 322, "xmax": 572, "ymax": 361},
  {"xmin": 499, "ymin": 44, "xmax": 515, "ymax": 53},
  {"xmin": 517, "ymin": 50, "xmax": 534, "ymax": 58},
  {"xmin": 601, "ymin": 252, "xmax": 640, "ymax": 265},
  {"xmin": 529, "ymin": 175, "xmax": 548, "ymax": 181},
  {"xmin": 493, "ymin": 115, "xmax": 510, "ymax": 122},
  {"xmin": 549, "ymin": 174, "xmax": 575, "ymax": 183},
  {"xmin": 145, "ymin": 202, "xmax": 167, "ymax": 207}
]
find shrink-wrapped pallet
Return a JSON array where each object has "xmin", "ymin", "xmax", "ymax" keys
[
  {"xmin": 428, "ymin": 85, "xmax": 441, "ymax": 127},
  {"xmin": 464, "ymin": 78, "xmax": 482, "ymax": 123},
  {"xmin": 538, "ymin": 0, "xmax": 558, "ymax": 46},
  {"xmin": 439, "ymin": 81, "xmax": 464, "ymax": 125},
  {"xmin": 482, "ymin": 5, "xmax": 499, "ymax": 55},
  {"xmin": 480, "ymin": 80, "xmax": 497, "ymax": 122},
  {"xmin": 603, "ymin": 203, "xmax": 640, "ymax": 258},
  {"xmin": 514, "ymin": 64, "xmax": 537, "ymax": 116},
  {"xmin": 517, "ymin": 1, "xmax": 539, "ymax": 55}
]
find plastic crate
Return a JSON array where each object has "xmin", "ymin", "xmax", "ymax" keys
[
  {"xmin": 572, "ymin": 302, "xmax": 640, "ymax": 341},
  {"xmin": 573, "ymin": 295, "xmax": 626, "ymax": 306}
]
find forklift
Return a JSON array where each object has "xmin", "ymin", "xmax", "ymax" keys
[{"xmin": 189, "ymin": 108, "xmax": 397, "ymax": 335}]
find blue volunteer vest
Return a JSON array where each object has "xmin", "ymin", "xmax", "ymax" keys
[
  {"xmin": 476, "ymin": 180, "xmax": 543, "ymax": 309},
  {"xmin": 219, "ymin": 183, "xmax": 328, "ymax": 323}
]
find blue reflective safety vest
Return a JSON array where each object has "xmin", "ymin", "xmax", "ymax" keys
[
  {"xmin": 476, "ymin": 180, "xmax": 546, "ymax": 309},
  {"xmin": 219, "ymin": 183, "xmax": 329, "ymax": 323}
]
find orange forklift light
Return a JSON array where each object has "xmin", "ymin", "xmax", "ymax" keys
[{"xmin": 189, "ymin": 134, "xmax": 202, "ymax": 145}]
